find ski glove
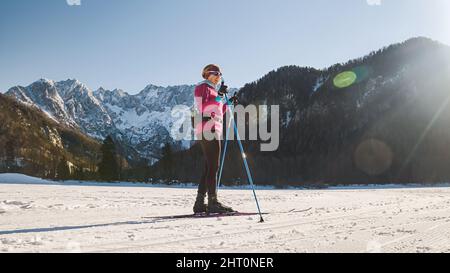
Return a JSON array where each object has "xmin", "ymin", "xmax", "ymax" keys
[
  {"xmin": 218, "ymin": 83, "xmax": 228, "ymax": 96},
  {"xmin": 228, "ymin": 95, "xmax": 239, "ymax": 106}
]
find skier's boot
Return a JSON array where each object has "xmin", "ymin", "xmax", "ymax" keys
[
  {"xmin": 193, "ymin": 192, "xmax": 207, "ymax": 214},
  {"xmin": 207, "ymin": 193, "xmax": 235, "ymax": 214}
]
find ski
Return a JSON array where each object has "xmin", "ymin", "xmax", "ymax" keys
[
  {"xmin": 142, "ymin": 211, "xmax": 265, "ymax": 221},
  {"xmin": 142, "ymin": 208, "xmax": 312, "ymax": 221}
]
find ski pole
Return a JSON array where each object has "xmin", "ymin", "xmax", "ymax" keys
[
  {"xmin": 217, "ymin": 80, "xmax": 232, "ymax": 189},
  {"xmin": 223, "ymin": 92, "xmax": 265, "ymax": 223},
  {"xmin": 217, "ymin": 100, "xmax": 233, "ymax": 189}
]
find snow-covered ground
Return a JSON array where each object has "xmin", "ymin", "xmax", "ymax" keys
[{"xmin": 1, "ymin": 173, "xmax": 450, "ymax": 253}]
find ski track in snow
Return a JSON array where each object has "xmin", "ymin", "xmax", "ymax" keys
[{"xmin": 1, "ymin": 180, "xmax": 450, "ymax": 253}]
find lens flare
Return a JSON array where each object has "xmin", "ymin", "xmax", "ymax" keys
[
  {"xmin": 333, "ymin": 71, "xmax": 357, "ymax": 88},
  {"xmin": 354, "ymin": 139, "xmax": 393, "ymax": 176},
  {"xmin": 333, "ymin": 66, "xmax": 372, "ymax": 89},
  {"xmin": 353, "ymin": 66, "xmax": 371, "ymax": 83}
]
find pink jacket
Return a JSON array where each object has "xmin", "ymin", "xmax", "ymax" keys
[{"xmin": 194, "ymin": 80, "xmax": 228, "ymax": 138}]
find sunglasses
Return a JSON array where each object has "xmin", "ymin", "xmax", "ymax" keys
[{"xmin": 209, "ymin": 71, "xmax": 222, "ymax": 76}]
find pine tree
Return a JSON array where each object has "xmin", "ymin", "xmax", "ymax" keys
[
  {"xmin": 161, "ymin": 142, "xmax": 174, "ymax": 179},
  {"xmin": 73, "ymin": 166, "xmax": 84, "ymax": 180},
  {"xmin": 56, "ymin": 156, "xmax": 70, "ymax": 180},
  {"xmin": 97, "ymin": 135, "xmax": 119, "ymax": 181},
  {"xmin": 5, "ymin": 139, "xmax": 16, "ymax": 172}
]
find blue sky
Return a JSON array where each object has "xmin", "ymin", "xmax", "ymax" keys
[{"xmin": 1, "ymin": 0, "xmax": 449, "ymax": 93}]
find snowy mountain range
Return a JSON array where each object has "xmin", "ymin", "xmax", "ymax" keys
[
  {"xmin": 5, "ymin": 79, "xmax": 223, "ymax": 163},
  {"xmin": 0, "ymin": 92, "xmax": 101, "ymax": 178},
  {"xmin": 6, "ymin": 37, "xmax": 450, "ymax": 185}
]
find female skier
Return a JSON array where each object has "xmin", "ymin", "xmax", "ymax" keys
[{"xmin": 192, "ymin": 64, "xmax": 238, "ymax": 214}]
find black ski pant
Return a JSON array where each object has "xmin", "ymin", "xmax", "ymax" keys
[{"xmin": 198, "ymin": 138, "xmax": 221, "ymax": 196}]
